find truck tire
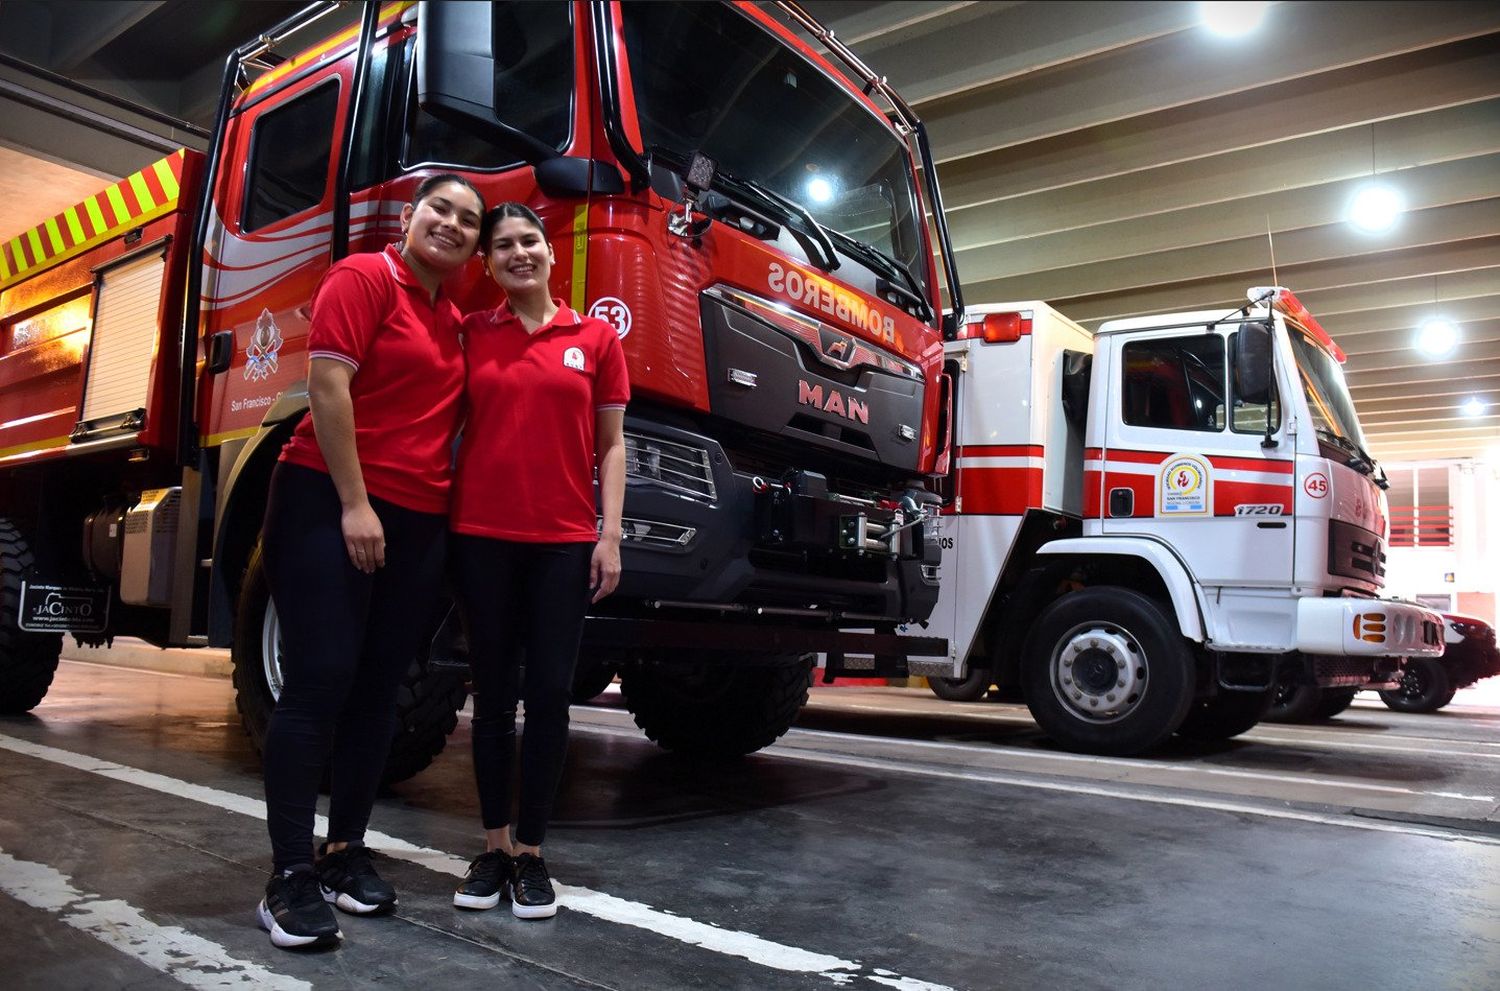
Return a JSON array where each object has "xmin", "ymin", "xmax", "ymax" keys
[
  {"xmin": 0, "ymin": 519, "xmax": 63, "ymax": 714},
  {"xmin": 231, "ymin": 542, "xmax": 467, "ymax": 785},
  {"xmin": 1175, "ymin": 688, "xmax": 1274, "ymax": 741},
  {"xmin": 927, "ymin": 667, "xmax": 992, "ymax": 702},
  {"xmin": 1313, "ymin": 687, "xmax": 1359, "ymax": 719},
  {"xmin": 1020, "ymin": 587, "xmax": 1195, "ymax": 756},
  {"xmin": 1264, "ymin": 672, "xmax": 1322, "ymax": 723},
  {"xmin": 572, "ymin": 659, "xmax": 618, "ymax": 702},
  {"xmin": 1377, "ymin": 657, "xmax": 1452, "ymax": 713},
  {"xmin": 621, "ymin": 655, "xmax": 812, "ymax": 757}
]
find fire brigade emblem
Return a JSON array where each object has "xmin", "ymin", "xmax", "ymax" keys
[
  {"xmin": 244, "ymin": 308, "xmax": 283, "ymax": 382},
  {"xmin": 1159, "ymin": 454, "xmax": 1211, "ymax": 516}
]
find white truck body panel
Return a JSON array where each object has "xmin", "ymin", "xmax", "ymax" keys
[{"xmin": 929, "ymin": 295, "xmax": 1443, "ymax": 679}]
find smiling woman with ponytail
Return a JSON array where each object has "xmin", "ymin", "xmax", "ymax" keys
[{"xmin": 254, "ymin": 174, "xmax": 485, "ymax": 951}]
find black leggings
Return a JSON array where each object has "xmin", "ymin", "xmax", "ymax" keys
[
  {"xmin": 451, "ymin": 534, "xmax": 593, "ymax": 846},
  {"xmin": 260, "ymin": 462, "xmax": 447, "ymax": 873}
]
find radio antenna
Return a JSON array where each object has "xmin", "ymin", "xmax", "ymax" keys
[{"xmin": 1266, "ymin": 214, "xmax": 1279, "ymax": 287}]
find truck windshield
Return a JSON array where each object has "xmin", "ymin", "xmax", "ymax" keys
[
  {"xmin": 1287, "ymin": 325, "xmax": 1369, "ymax": 452},
  {"xmin": 620, "ymin": 2, "xmax": 928, "ymax": 298}
]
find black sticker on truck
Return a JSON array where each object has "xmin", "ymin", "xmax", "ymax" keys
[{"xmin": 18, "ymin": 582, "xmax": 110, "ymax": 633}]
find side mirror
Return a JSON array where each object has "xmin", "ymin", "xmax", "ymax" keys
[
  {"xmin": 416, "ymin": 1, "xmax": 555, "ymax": 162},
  {"xmin": 1234, "ymin": 321, "xmax": 1273, "ymax": 405},
  {"xmin": 1061, "ymin": 350, "xmax": 1092, "ymax": 430}
]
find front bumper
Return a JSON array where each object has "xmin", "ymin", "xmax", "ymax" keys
[
  {"xmin": 1295, "ymin": 598, "xmax": 1445, "ymax": 657},
  {"xmin": 609, "ymin": 418, "xmax": 940, "ymax": 622}
]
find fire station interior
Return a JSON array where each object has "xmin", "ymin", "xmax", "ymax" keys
[{"xmin": 1, "ymin": 2, "xmax": 1497, "ymax": 988}]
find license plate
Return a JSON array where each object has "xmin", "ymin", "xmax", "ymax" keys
[{"xmin": 18, "ymin": 581, "xmax": 110, "ymax": 633}]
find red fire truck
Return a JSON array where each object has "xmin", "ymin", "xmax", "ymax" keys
[{"xmin": 0, "ymin": 1, "xmax": 960, "ymax": 779}]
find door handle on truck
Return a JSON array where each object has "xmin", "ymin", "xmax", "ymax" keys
[{"xmin": 206, "ymin": 331, "xmax": 234, "ymax": 374}]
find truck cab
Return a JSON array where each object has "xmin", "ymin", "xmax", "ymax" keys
[{"xmin": 924, "ymin": 289, "xmax": 1443, "ymax": 755}]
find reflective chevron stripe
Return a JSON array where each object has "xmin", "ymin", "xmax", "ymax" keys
[{"xmin": 0, "ymin": 150, "xmax": 186, "ymax": 292}]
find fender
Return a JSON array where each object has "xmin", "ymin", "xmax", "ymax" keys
[{"xmin": 1034, "ymin": 536, "xmax": 1208, "ymax": 642}]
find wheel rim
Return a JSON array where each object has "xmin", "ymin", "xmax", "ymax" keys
[
  {"xmin": 1050, "ymin": 621, "xmax": 1147, "ymax": 724},
  {"xmin": 1396, "ymin": 664, "xmax": 1429, "ymax": 701},
  {"xmin": 1272, "ymin": 672, "xmax": 1298, "ymax": 707},
  {"xmin": 259, "ymin": 598, "xmax": 285, "ymax": 703}
]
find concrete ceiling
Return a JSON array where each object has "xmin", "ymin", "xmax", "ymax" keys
[
  {"xmin": 2, "ymin": 1, "xmax": 1497, "ymax": 460},
  {"xmin": 793, "ymin": 0, "xmax": 1500, "ymax": 462}
]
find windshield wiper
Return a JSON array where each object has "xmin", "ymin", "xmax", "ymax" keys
[
  {"xmin": 649, "ymin": 148, "xmax": 839, "ymax": 272},
  {"xmin": 819, "ymin": 226, "xmax": 932, "ymax": 322},
  {"xmin": 1315, "ymin": 426, "xmax": 1377, "ymax": 478},
  {"xmin": 1349, "ymin": 436, "xmax": 1388, "ymax": 489},
  {"xmin": 723, "ymin": 171, "xmax": 840, "ymax": 273}
]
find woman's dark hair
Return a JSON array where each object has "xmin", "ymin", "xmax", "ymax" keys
[
  {"xmin": 480, "ymin": 202, "xmax": 548, "ymax": 251},
  {"xmin": 410, "ymin": 172, "xmax": 484, "ymax": 212}
]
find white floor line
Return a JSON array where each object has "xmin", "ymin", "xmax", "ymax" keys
[
  {"xmin": 0, "ymin": 847, "xmax": 310, "ymax": 991},
  {"xmin": 0, "ymin": 733, "xmax": 951, "ymax": 991},
  {"xmin": 760, "ymin": 747, "xmax": 1500, "ymax": 846},
  {"xmin": 770, "ymin": 725, "xmax": 1497, "ymax": 801},
  {"xmin": 820, "ymin": 699, "xmax": 1500, "ymax": 752},
  {"xmin": 560, "ymin": 720, "xmax": 1500, "ymax": 844},
  {"xmin": 58, "ymin": 657, "xmax": 204, "ymax": 679},
  {"xmin": 1237, "ymin": 734, "xmax": 1500, "ymax": 761}
]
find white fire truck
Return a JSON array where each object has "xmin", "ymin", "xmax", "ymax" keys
[{"xmin": 912, "ymin": 288, "xmax": 1443, "ymax": 755}]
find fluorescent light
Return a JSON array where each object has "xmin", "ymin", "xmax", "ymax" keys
[
  {"xmin": 806, "ymin": 177, "xmax": 834, "ymax": 204},
  {"xmin": 1460, "ymin": 397, "xmax": 1487, "ymax": 418},
  {"xmin": 1200, "ymin": 2, "xmax": 1270, "ymax": 36},
  {"xmin": 1347, "ymin": 184, "xmax": 1404, "ymax": 234},
  {"xmin": 1415, "ymin": 318, "xmax": 1459, "ymax": 359}
]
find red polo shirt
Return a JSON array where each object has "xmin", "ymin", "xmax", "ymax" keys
[
  {"xmin": 280, "ymin": 244, "xmax": 466, "ymax": 514},
  {"xmin": 451, "ymin": 301, "xmax": 630, "ymax": 542}
]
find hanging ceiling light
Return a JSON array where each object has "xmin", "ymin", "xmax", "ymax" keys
[
  {"xmin": 1200, "ymin": 2, "xmax": 1270, "ymax": 36},
  {"xmin": 1347, "ymin": 183, "xmax": 1405, "ymax": 234},
  {"xmin": 1415, "ymin": 318, "xmax": 1459, "ymax": 359},
  {"xmin": 1460, "ymin": 397, "xmax": 1487, "ymax": 418}
]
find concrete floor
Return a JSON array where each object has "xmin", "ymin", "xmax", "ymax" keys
[{"xmin": 1, "ymin": 656, "xmax": 1498, "ymax": 991}]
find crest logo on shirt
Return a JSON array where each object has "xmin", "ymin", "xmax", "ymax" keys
[{"xmin": 563, "ymin": 346, "xmax": 586, "ymax": 371}]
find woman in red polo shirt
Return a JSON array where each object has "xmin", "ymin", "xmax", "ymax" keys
[
  {"xmin": 255, "ymin": 175, "xmax": 484, "ymax": 950},
  {"xmin": 449, "ymin": 203, "xmax": 628, "ymax": 920}
]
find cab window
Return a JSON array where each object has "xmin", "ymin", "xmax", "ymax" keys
[
  {"xmin": 242, "ymin": 81, "xmax": 339, "ymax": 232},
  {"xmin": 1122, "ymin": 335, "xmax": 1225, "ymax": 432}
]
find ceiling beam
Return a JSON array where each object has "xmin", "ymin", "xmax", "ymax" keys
[
  {"xmin": 952, "ymin": 153, "xmax": 1500, "ymax": 282},
  {"xmin": 795, "ymin": 1, "xmax": 980, "ymax": 47},
  {"xmin": 945, "ymin": 100, "xmax": 1500, "ymax": 251},
  {"xmin": 1322, "ymin": 299, "xmax": 1500, "ymax": 342},
  {"xmin": 1293, "ymin": 266, "xmax": 1500, "ymax": 318},
  {"xmin": 48, "ymin": 1, "xmax": 164, "ymax": 72},
  {"xmin": 923, "ymin": 3, "xmax": 1500, "ymax": 163},
  {"xmin": 1050, "ymin": 236, "xmax": 1500, "ymax": 327},
  {"xmin": 967, "ymin": 198, "xmax": 1500, "ymax": 304},
  {"xmin": 823, "ymin": 1, "xmax": 1190, "ymax": 106},
  {"xmin": 933, "ymin": 35, "xmax": 1500, "ymax": 208}
]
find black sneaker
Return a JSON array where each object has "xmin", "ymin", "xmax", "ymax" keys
[
  {"xmin": 454, "ymin": 850, "xmax": 511, "ymax": 910},
  {"xmin": 257, "ymin": 868, "xmax": 341, "ymax": 949},
  {"xmin": 510, "ymin": 852, "xmax": 557, "ymax": 919},
  {"xmin": 316, "ymin": 843, "xmax": 397, "ymax": 915}
]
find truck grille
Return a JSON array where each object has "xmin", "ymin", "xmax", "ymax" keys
[
  {"xmin": 1327, "ymin": 519, "xmax": 1386, "ymax": 581},
  {"xmin": 624, "ymin": 432, "xmax": 716, "ymax": 502}
]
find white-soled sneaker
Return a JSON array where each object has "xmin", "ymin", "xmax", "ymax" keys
[
  {"xmin": 258, "ymin": 868, "xmax": 342, "ymax": 949},
  {"xmin": 454, "ymin": 850, "xmax": 512, "ymax": 910},
  {"xmin": 510, "ymin": 853, "xmax": 557, "ymax": 920}
]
